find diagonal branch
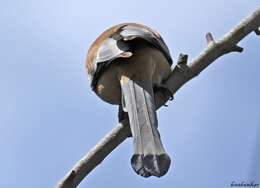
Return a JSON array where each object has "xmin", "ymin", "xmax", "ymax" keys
[{"xmin": 55, "ymin": 7, "xmax": 260, "ymax": 188}]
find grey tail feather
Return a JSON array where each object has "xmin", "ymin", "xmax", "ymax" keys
[{"xmin": 120, "ymin": 78, "xmax": 171, "ymax": 178}]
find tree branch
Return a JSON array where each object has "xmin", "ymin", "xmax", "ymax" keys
[{"xmin": 55, "ymin": 7, "xmax": 260, "ymax": 188}]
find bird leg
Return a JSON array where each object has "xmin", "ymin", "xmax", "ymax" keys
[{"xmin": 118, "ymin": 105, "xmax": 129, "ymax": 122}]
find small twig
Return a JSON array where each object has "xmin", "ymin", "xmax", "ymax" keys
[
  {"xmin": 206, "ymin": 32, "xmax": 215, "ymax": 45},
  {"xmin": 177, "ymin": 53, "xmax": 188, "ymax": 64},
  {"xmin": 232, "ymin": 45, "xmax": 244, "ymax": 52},
  {"xmin": 175, "ymin": 53, "xmax": 189, "ymax": 73}
]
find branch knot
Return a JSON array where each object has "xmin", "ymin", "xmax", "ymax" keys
[
  {"xmin": 206, "ymin": 32, "xmax": 215, "ymax": 45},
  {"xmin": 175, "ymin": 53, "xmax": 189, "ymax": 73}
]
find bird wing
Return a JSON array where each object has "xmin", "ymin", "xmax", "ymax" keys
[
  {"xmin": 86, "ymin": 23, "xmax": 172, "ymax": 90},
  {"xmin": 119, "ymin": 25, "xmax": 172, "ymax": 65}
]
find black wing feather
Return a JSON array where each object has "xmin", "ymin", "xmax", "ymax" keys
[{"xmin": 90, "ymin": 24, "xmax": 172, "ymax": 90}]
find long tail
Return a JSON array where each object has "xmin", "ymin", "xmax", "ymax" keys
[{"xmin": 120, "ymin": 78, "xmax": 171, "ymax": 178}]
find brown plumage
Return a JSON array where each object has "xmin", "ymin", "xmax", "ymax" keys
[
  {"xmin": 86, "ymin": 23, "xmax": 163, "ymax": 76},
  {"xmin": 86, "ymin": 23, "xmax": 172, "ymax": 178}
]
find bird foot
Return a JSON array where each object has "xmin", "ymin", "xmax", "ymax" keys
[{"xmin": 153, "ymin": 86, "xmax": 174, "ymax": 101}]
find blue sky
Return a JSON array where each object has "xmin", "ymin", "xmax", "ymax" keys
[{"xmin": 0, "ymin": 1, "xmax": 259, "ymax": 188}]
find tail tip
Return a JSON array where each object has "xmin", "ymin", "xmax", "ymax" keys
[{"xmin": 131, "ymin": 153, "xmax": 171, "ymax": 178}]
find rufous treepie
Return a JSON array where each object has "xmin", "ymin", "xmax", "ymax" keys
[{"xmin": 86, "ymin": 23, "xmax": 173, "ymax": 178}]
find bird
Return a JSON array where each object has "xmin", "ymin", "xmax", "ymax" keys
[{"xmin": 86, "ymin": 23, "xmax": 173, "ymax": 178}]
